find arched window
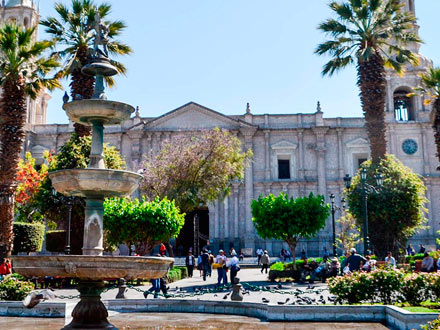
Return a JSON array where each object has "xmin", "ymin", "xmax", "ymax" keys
[
  {"xmin": 7, "ymin": 17, "xmax": 17, "ymax": 24},
  {"xmin": 24, "ymin": 17, "xmax": 29, "ymax": 28},
  {"xmin": 394, "ymin": 88, "xmax": 415, "ymax": 122}
]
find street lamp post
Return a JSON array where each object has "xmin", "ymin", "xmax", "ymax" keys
[
  {"xmin": 329, "ymin": 193, "xmax": 346, "ymax": 257},
  {"xmin": 344, "ymin": 169, "xmax": 384, "ymax": 254},
  {"xmin": 65, "ymin": 197, "xmax": 73, "ymax": 255}
]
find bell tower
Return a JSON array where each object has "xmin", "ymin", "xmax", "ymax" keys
[
  {"xmin": 0, "ymin": 0, "xmax": 50, "ymax": 126},
  {"xmin": 385, "ymin": 0, "xmax": 432, "ymax": 123}
]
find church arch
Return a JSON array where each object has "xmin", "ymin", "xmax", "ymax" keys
[
  {"xmin": 393, "ymin": 87, "xmax": 415, "ymax": 122},
  {"xmin": 23, "ymin": 17, "xmax": 29, "ymax": 28}
]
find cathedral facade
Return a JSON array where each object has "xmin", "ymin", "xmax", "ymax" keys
[{"xmin": 8, "ymin": 0, "xmax": 440, "ymax": 256}]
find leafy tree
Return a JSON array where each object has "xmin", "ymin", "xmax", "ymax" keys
[
  {"xmin": 315, "ymin": 0, "xmax": 421, "ymax": 162},
  {"xmin": 40, "ymin": 0, "xmax": 131, "ymax": 136},
  {"xmin": 140, "ymin": 128, "xmax": 252, "ymax": 212},
  {"xmin": 251, "ymin": 193, "xmax": 330, "ymax": 269},
  {"xmin": 103, "ymin": 197, "xmax": 185, "ymax": 255},
  {"xmin": 30, "ymin": 133, "xmax": 125, "ymax": 254},
  {"xmin": 15, "ymin": 152, "xmax": 49, "ymax": 223},
  {"xmin": 336, "ymin": 212, "xmax": 362, "ymax": 254},
  {"xmin": 0, "ymin": 24, "xmax": 60, "ymax": 258},
  {"xmin": 412, "ymin": 66, "xmax": 440, "ymax": 169},
  {"xmin": 346, "ymin": 155, "xmax": 428, "ymax": 258}
]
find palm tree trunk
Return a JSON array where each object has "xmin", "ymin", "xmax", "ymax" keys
[
  {"xmin": 70, "ymin": 46, "xmax": 95, "ymax": 137},
  {"xmin": 0, "ymin": 77, "xmax": 27, "ymax": 257},
  {"xmin": 357, "ymin": 52, "xmax": 387, "ymax": 163},
  {"xmin": 433, "ymin": 99, "xmax": 440, "ymax": 169}
]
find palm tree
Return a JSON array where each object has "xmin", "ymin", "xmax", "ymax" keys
[
  {"xmin": 40, "ymin": 0, "xmax": 131, "ymax": 136},
  {"xmin": 414, "ymin": 67, "xmax": 440, "ymax": 168},
  {"xmin": 315, "ymin": 0, "xmax": 421, "ymax": 162},
  {"xmin": 0, "ymin": 24, "xmax": 60, "ymax": 258}
]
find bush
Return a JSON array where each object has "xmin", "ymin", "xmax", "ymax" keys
[
  {"xmin": 270, "ymin": 258, "xmax": 324, "ymax": 271},
  {"xmin": 369, "ymin": 269, "xmax": 404, "ymax": 304},
  {"xmin": 45, "ymin": 230, "xmax": 66, "ymax": 252},
  {"xmin": 0, "ymin": 275, "xmax": 34, "ymax": 301},
  {"xmin": 12, "ymin": 222, "xmax": 45, "ymax": 254},
  {"xmin": 421, "ymin": 316, "xmax": 440, "ymax": 330},
  {"xmin": 426, "ymin": 272, "xmax": 440, "ymax": 302},
  {"xmin": 328, "ymin": 272, "xmax": 374, "ymax": 304},
  {"xmin": 166, "ymin": 267, "xmax": 187, "ymax": 283},
  {"xmin": 400, "ymin": 273, "xmax": 430, "ymax": 306}
]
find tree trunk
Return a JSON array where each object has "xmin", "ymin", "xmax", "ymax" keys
[
  {"xmin": 70, "ymin": 46, "xmax": 95, "ymax": 137},
  {"xmin": 357, "ymin": 52, "xmax": 387, "ymax": 163},
  {"xmin": 0, "ymin": 77, "xmax": 27, "ymax": 257},
  {"xmin": 285, "ymin": 238, "xmax": 298, "ymax": 270},
  {"xmin": 433, "ymin": 99, "xmax": 440, "ymax": 169}
]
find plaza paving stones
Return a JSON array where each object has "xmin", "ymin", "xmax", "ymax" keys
[{"xmin": 0, "ymin": 313, "xmax": 390, "ymax": 329}]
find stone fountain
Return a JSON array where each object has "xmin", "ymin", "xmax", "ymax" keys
[{"xmin": 11, "ymin": 14, "xmax": 173, "ymax": 330}]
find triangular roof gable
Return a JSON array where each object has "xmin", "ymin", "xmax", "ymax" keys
[
  {"xmin": 145, "ymin": 102, "xmax": 253, "ymax": 131},
  {"xmin": 345, "ymin": 137, "xmax": 369, "ymax": 148}
]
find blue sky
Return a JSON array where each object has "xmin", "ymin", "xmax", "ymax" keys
[{"xmin": 39, "ymin": 1, "xmax": 440, "ymax": 124}]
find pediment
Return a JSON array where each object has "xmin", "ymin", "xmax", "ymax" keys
[
  {"xmin": 345, "ymin": 137, "xmax": 369, "ymax": 148},
  {"xmin": 271, "ymin": 140, "xmax": 297, "ymax": 150},
  {"xmin": 144, "ymin": 102, "xmax": 253, "ymax": 131},
  {"xmin": 31, "ymin": 145, "xmax": 49, "ymax": 155}
]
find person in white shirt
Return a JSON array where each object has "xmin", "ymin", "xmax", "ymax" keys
[
  {"xmin": 256, "ymin": 248, "xmax": 264, "ymax": 265},
  {"xmin": 384, "ymin": 252, "xmax": 396, "ymax": 268},
  {"xmin": 215, "ymin": 250, "xmax": 227, "ymax": 286},
  {"xmin": 227, "ymin": 251, "xmax": 240, "ymax": 284}
]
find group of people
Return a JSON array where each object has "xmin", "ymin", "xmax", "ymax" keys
[{"xmin": 185, "ymin": 248, "xmax": 240, "ymax": 286}]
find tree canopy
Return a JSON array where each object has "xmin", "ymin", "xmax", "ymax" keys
[
  {"xmin": 140, "ymin": 128, "xmax": 252, "ymax": 212},
  {"xmin": 103, "ymin": 197, "xmax": 185, "ymax": 255},
  {"xmin": 346, "ymin": 154, "xmax": 428, "ymax": 258},
  {"xmin": 251, "ymin": 193, "xmax": 330, "ymax": 268}
]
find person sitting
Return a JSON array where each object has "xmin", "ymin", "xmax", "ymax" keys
[
  {"xmin": 284, "ymin": 250, "xmax": 292, "ymax": 261},
  {"xmin": 347, "ymin": 248, "xmax": 366, "ymax": 272},
  {"xmin": 312, "ymin": 256, "xmax": 330, "ymax": 283},
  {"xmin": 328, "ymin": 257, "xmax": 340, "ymax": 278},
  {"xmin": 407, "ymin": 244, "xmax": 415, "ymax": 256},
  {"xmin": 384, "ymin": 252, "xmax": 396, "ymax": 269},
  {"xmin": 361, "ymin": 255, "xmax": 376, "ymax": 272},
  {"xmin": 421, "ymin": 252, "xmax": 434, "ymax": 273}
]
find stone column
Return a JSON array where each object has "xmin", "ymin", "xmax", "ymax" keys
[
  {"xmin": 82, "ymin": 199, "xmax": 104, "ymax": 256},
  {"xmin": 313, "ymin": 127, "xmax": 329, "ymax": 197},
  {"xmin": 224, "ymin": 196, "xmax": 229, "ymax": 241},
  {"xmin": 240, "ymin": 127, "xmax": 257, "ymax": 249},
  {"xmin": 425, "ymin": 181, "xmax": 434, "ymax": 235},
  {"xmin": 336, "ymin": 128, "xmax": 345, "ymax": 178},
  {"xmin": 233, "ymin": 183, "xmax": 239, "ymax": 239},
  {"xmin": 89, "ymin": 121, "xmax": 105, "ymax": 169},
  {"xmin": 388, "ymin": 126, "xmax": 396, "ymax": 155},
  {"xmin": 298, "ymin": 129, "xmax": 305, "ymax": 180},
  {"xmin": 421, "ymin": 124, "xmax": 431, "ymax": 175},
  {"xmin": 264, "ymin": 130, "xmax": 271, "ymax": 180},
  {"xmin": 214, "ymin": 200, "xmax": 220, "ymax": 239}
]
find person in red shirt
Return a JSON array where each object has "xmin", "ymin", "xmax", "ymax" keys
[{"xmin": 0, "ymin": 258, "xmax": 11, "ymax": 276}]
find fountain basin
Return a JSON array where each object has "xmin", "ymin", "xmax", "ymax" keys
[
  {"xmin": 11, "ymin": 255, "xmax": 173, "ymax": 280},
  {"xmin": 49, "ymin": 169, "xmax": 142, "ymax": 198},
  {"xmin": 63, "ymin": 99, "xmax": 134, "ymax": 126}
]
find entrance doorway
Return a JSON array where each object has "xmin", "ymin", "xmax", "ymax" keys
[{"xmin": 175, "ymin": 209, "xmax": 209, "ymax": 256}]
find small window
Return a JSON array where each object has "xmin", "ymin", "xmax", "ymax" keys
[
  {"xmin": 394, "ymin": 89, "xmax": 414, "ymax": 121},
  {"xmin": 24, "ymin": 17, "xmax": 29, "ymax": 28},
  {"xmin": 278, "ymin": 159, "xmax": 290, "ymax": 179}
]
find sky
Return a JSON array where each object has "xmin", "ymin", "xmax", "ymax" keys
[{"xmin": 38, "ymin": 0, "xmax": 440, "ymax": 124}]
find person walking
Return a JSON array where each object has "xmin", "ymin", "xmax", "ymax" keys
[
  {"xmin": 207, "ymin": 250, "xmax": 214, "ymax": 277},
  {"xmin": 227, "ymin": 251, "xmax": 240, "ymax": 284},
  {"xmin": 200, "ymin": 249, "xmax": 210, "ymax": 281},
  {"xmin": 215, "ymin": 250, "xmax": 227, "ymax": 286},
  {"xmin": 185, "ymin": 251, "xmax": 195, "ymax": 278},
  {"xmin": 256, "ymin": 247, "xmax": 264, "ymax": 265},
  {"xmin": 260, "ymin": 250, "xmax": 270, "ymax": 274}
]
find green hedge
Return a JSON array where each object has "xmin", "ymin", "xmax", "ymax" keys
[
  {"xmin": 270, "ymin": 258, "xmax": 324, "ymax": 271},
  {"xmin": 0, "ymin": 275, "xmax": 34, "ymax": 301},
  {"xmin": 166, "ymin": 267, "xmax": 188, "ymax": 283},
  {"xmin": 13, "ymin": 222, "xmax": 45, "ymax": 254},
  {"xmin": 406, "ymin": 251, "xmax": 440, "ymax": 263},
  {"xmin": 46, "ymin": 230, "xmax": 66, "ymax": 252},
  {"xmin": 328, "ymin": 270, "xmax": 440, "ymax": 306}
]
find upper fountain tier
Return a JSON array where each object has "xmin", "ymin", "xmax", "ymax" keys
[{"xmin": 63, "ymin": 99, "xmax": 134, "ymax": 126}]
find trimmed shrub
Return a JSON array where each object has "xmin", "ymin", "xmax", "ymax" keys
[
  {"xmin": 45, "ymin": 230, "xmax": 66, "ymax": 252},
  {"xmin": 0, "ymin": 275, "xmax": 35, "ymax": 301},
  {"xmin": 421, "ymin": 316, "xmax": 440, "ymax": 330},
  {"xmin": 400, "ymin": 273, "xmax": 430, "ymax": 306},
  {"xmin": 427, "ymin": 272, "xmax": 440, "ymax": 302},
  {"xmin": 166, "ymin": 267, "xmax": 187, "ymax": 283},
  {"xmin": 369, "ymin": 269, "xmax": 404, "ymax": 304},
  {"xmin": 328, "ymin": 272, "xmax": 374, "ymax": 304},
  {"xmin": 12, "ymin": 222, "xmax": 45, "ymax": 254}
]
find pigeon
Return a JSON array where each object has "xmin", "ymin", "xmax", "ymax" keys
[
  {"xmin": 277, "ymin": 298, "xmax": 290, "ymax": 305},
  {"xmin": 276, "ymin": 283, "xmax": 283, "ymax": 289},
  {"xmin": 23, "ymin": 289, "xmax": 56, "ymax": 309},
  {"xmin": 328, "ymin": 296, "xmax": 336, "ymax": 302},
  {"xmin": 62, "ymin": 92, "xmax": 69, "ymax": 104},
  {"xmin": 214, "ymin": 294, "xmax": 218, "ymax": 297},
  {"xmin": 262, "ymin": 298, "xmax": 270, "ymax": 303},
  {"xmin": 223, "ymin": 293, "xmax": 230, "ymax": 300}
]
